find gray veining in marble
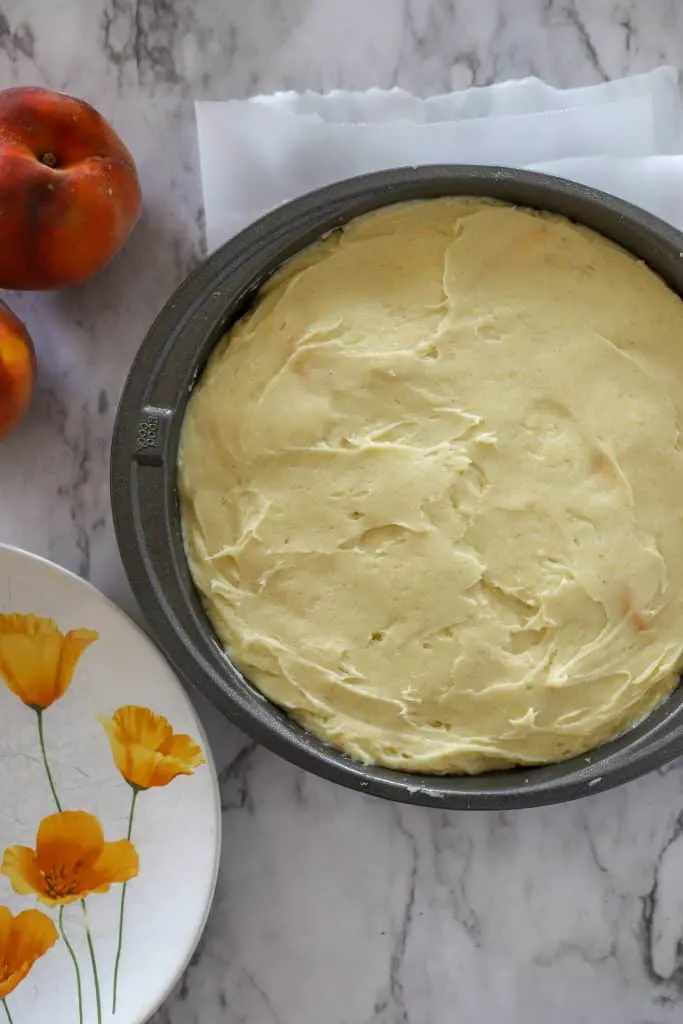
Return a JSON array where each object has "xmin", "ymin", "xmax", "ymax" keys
[{"xmin": 2, "ymin": 1, "xmax": 683, "ymax": 1022}]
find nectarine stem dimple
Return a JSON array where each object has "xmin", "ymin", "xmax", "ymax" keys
[{"xmin": 39, "ymin": 152, "xmax": 58, "ymax": 168}]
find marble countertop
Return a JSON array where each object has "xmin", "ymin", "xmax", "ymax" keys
[{"xmin": 3, "ymin": 2, "xmax": 683, "ymax": 1022}]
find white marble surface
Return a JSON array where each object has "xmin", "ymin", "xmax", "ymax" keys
[{"xmin": 3, "ymin": 2, "xmax": 683, "ymax": 1022}]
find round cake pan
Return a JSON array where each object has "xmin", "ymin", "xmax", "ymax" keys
[{"xmin": 111, "ymin": 165, "xmax": 683, "ymax": 810}]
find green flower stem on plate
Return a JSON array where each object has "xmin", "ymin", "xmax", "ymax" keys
[
  {"xmin": 35, "ymin": 708, "xmax": 62, "ymax": 813},
  {"xmin": 59, "ymin": 907, "xmax": 83, "ymax": 1024},
  {"xmin": 81, "ymin": 900, "xmax": 102, "ymax": 1024},
  {"xmin": 111, "ymin": 786, "xmax": 140, "ymax": 1014},
  {"xmin": 2, "ymin": 999, "xmax": 14, "ymax": 1024}
]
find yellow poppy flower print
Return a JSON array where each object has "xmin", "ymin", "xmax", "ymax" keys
[
  {"xmin": 0, "ymin": 906, "xmax": 58, "ymax": 998},
  {"xmin": 1, "ymin": 811, "xmax": 139, "ymax": 908},
  {"xmin": 0, "ymin": 614, "xmax": 98, "ymax": 709},
  {"xmin": 101, "ymin": 705, "xmax": 205, "ymax": 790}
]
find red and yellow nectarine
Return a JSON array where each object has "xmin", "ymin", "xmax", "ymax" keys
[
  {"xmin": 0, "ymin": 302, "xmax": 35, "ymax": 439},
  {"xmin": 0, "ymin": 87, "xmax": 142, "ymax": 290}
]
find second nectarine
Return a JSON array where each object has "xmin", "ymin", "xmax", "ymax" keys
[{"xmin": 0, "ymin": 302, "xmax": 35, "ymax": 439}]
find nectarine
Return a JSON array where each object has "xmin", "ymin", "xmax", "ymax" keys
[
  {"xmin": 0, "ymin": 87, "xmax": 142, "ymax": 290},
  {"xmin": 0, "ymin": 302, "xmax": 35, "ymax": 439}
]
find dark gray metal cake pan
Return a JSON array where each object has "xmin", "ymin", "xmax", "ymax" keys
[{"xmin": 111, "ymin": 165, "xmax": 683, "ymax": 810}]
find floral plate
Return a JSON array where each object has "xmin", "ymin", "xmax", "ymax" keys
[{"xmin": 0, "ymin": 544, "xmax": 221, "ymax": 1024}]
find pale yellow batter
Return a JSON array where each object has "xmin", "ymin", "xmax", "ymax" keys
[{"xmin": 179, "ymin": 198, "xmax": 683, "ymax": 774}]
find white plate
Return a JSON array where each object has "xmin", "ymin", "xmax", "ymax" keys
[{"xmin": 0, "ymin": 545, "xmax": 221, "ymax": 1024}]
